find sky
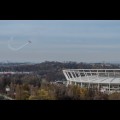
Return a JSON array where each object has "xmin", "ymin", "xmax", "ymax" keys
[{"xmin": 0, "ymin": 20, "xmax": 120, "ymax": 63}]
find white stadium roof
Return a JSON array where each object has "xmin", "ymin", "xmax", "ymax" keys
[{"xmin": 63, "ymin": 69, "xmax": 120, "ymax": 93}]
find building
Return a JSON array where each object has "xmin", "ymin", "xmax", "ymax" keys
[{"xmin": 63, "ymin": 69, "xmax": 120, "ymax": 94}]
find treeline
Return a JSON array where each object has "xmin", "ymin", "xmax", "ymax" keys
[
  {"xmin": 2, "ymin": 80, "xmax": 120, "ymax": 100},
  {"xmin": 0, "ymin": 72, "xmax": 120, "ymax": 100}
]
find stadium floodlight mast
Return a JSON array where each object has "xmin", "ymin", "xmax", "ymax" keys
[{"xmin": 8, "ymin": 37, "xmax": 32, "ymax": 51}]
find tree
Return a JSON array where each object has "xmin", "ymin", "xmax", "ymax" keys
[
  {"xmin": 15, "ymin": 84, "xmax": 21, "ymax": 100},
  {"xmin": 22, "ymin": 90, "xmax": 30, "ymax": 100},
  {"xmin": 108, "ymin": 92, "xmax": 120, "ymax": 100},
  {"xmin": 29, "ymin": 88, "xmax": 55, "ymax": 100},
  {"xmin": 15, "ymin": 84, "xmax": 24, "ymax": 100}
]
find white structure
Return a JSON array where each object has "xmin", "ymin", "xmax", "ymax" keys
[
  {"xmin": 6, "ymin": 87, "xmax": 10, "ymax": 92},
  {"xmin": 0, "ymin": 72, "xmax": 32, "ymax": 75},
  {"xmin": 63, "ymin": 69, "xmax": 120, "ymax": 94}
]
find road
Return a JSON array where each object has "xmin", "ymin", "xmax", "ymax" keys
[{"xmin": 0, "ymin": 94, "xmax": 14, "ymax": 100}]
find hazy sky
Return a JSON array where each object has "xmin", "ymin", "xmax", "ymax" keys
[{"xmin": 0, "ymin": 20, "xmax": 120, "ymax": 63}]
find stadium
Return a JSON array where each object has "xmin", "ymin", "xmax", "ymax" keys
[{"xmin": 63, "ymin": 69, "xmax": 120, "ymax": 94}]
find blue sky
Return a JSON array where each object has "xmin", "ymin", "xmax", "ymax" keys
[{"xmin": 0, "ymin": 20, "xmax": 120, "ymax": 63}]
